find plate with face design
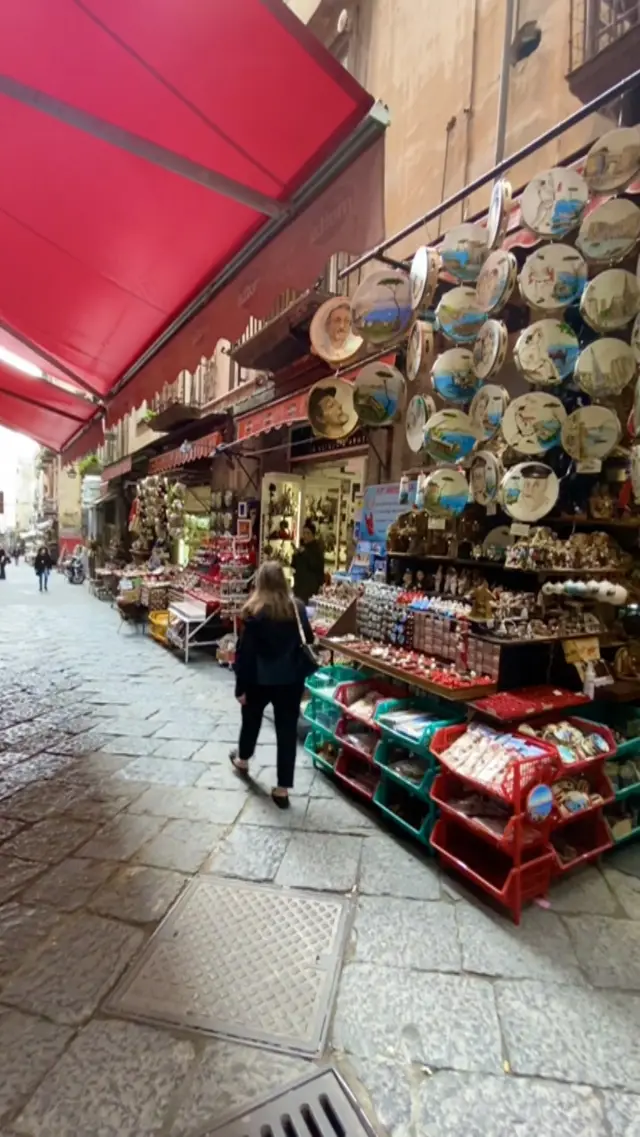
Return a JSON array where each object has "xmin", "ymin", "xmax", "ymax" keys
[
  {"xmin": 502, "ymin": 392, "xmax": 567, "ymax": 455},
  {"xmin": 409, "ymin": 246, "xmax": 442, "ymax": 310},
  {"xmin": 353, "ymin": 362, "xmax": 405, "ymax": 426},
  {"xmin": 406, "ymin": 394, "xmax": 433, "ymax": 452},
  {"xmin": 352, "ymin": 269, "xmax": 413, "ymax": 346},
  {"xmin": 580, "ymin": 268, "xmax": 640, "ymax": 332},
  {"xmin": 406, "ymin": 318, "xmax": 435, "ymax": 382},
  {"xmin": 309, "ymin": 297, "xmax": 363, "ymax": 365},
  {"xmin": 500, "ymin": 461, "xmax": 560, "ymax": 522},
  {"xmin": 514, "ymin": 319, "xmax": 580, "ymax": 388},
  {"xmin": 476, "ymin": 249, "xmax": 518, "ymax": 314},
  {"xmin": 472, "ymin": 319, "xmax": 508, "ymax": 381},
  {"xmin": 436, "ymin": 286, "xmax": 487, "ymax": 343},
  {"xmin": 307, "ymin": 377, "xmax": 359, "ymax": 440},
  {"xmin": 520, "ymin": 168, "xmax": 589, "ymax": 239},
  {"xmin": 561, "ymin": 405, "xmax": 621, "ymax": 462},
  {"xmin": 423, "ymin": 408, "xmax": 480, "ymax": 464},
  {"xmin": 575, "ymin": 338, "xmax": 637, "ymax": 400},
  {"xmin": 519, "ymin": 244, "xmax": 588, "ymax": 312},
  {"xmin": 487, "ymin": 179, "xmax": 513, "ymax": 249},
  {"xmin": 431, "ymin": 347, "xmax": 482, "ymax": 405},
  {"xmin": 584, "ymin": 127, "xmax": 640, "ymax": 193},
  {"xmin": 576, "ymin": 198, "xmax": 640, "ymax": 265},
  {"xmin": 440, "ymin": 223, "xmax": 489, "ymax": 283},
  {"xmin": 469, "ymin": 450, "xmax": 503, "ymax": 507},
  {"xmin": 422, "ymin": 466, "xmax": 470, "ymax": 519},
  {"xmin": 469, "ymin": 384, "xmax": 510, "ymax": 441}
]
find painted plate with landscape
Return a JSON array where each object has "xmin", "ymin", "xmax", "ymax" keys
[
  {"xmin": 501, "ymin": 392, "xmax": 566, "ymax": 455},
  {"xmin": 440, "ymin": 223, "xmax": 489, "ymax": 283},
  {"xmin": 584, "ymin": 127, "xmax": 640, "ymax": 193},
  {"xmin": 431, "ymin": 348, "xmax": 482, "ymax": 405},
  {"xmin": 422, "ymin": 467, "xmax": 470, "ymax": 519},
  {"xmin": 576, "ymin": 198, "xmax": 640, "ymax": 265},
  {"xmin": 410, "ymin": 246, "xmax": 441, "ymax": 310},
  {"xmin": 561, "ymin": 406, "xmax": 621, "ymax": 462},
  {"xmin": 406, "ymin": 318, "xmax": 435, "ymax": 382},
  {"xmin": 476, "ymin": 249, "xmax": 518, "ymax": 315},
  {"xmin": 472, "ymin": 319, "xmax": 508, "ymax": 381},
  {"xmin": 514, "ymin": 319, "xmax": 579, "ymax": 387},
  {"xmin": 353, "ymin": 362, "xmax": 405, "ymax": 426},
  {"xmin": 575, "ymin": 338, "xmax": 637, "ymax": 400},
  {"xmin": 580, "ymin": 269, "xmax": 640, "ymax": 332},
  {"xmin": 487, "ymin": 179, "xmax": 513, "ymax": 248},
  {"xmin": 519, "ymin": 244, "xmax": 587, "ymax": 312},
  {"xmin": 469, "ymin": 384, "xmax": 510, "ymax": 440},
  {"xmin": 423, "ymin": 408, "xmax": 480, "ymax": 464},
  {"xmin": 436, "ymin": 286, "xmax": 487, "ymax": 344},
  {"xmin": 352, "ymin": 269, "xmax": 413, "ymax": 346},
  {"xmin": 520, "ymin": 168, "xmax": 588, "ymax": 239}
]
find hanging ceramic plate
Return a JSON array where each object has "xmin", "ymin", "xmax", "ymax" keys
[
  {"xmin": 519, "ymin": 244, "xmax": 587, "ymax": 311},
  {"xmin": 580, "ymin": 268, "xmax": 640, "ymax": 332},
  {"xmin": 472, "ymin": 319, "xmax": 508, "ymax": 381},
  {"xmin": 502, "ymin": 392, "xmax": 566, "ymax": 455},
  {"xmin": 487, "ymin": 179, "xmax": 513, "ymax": 249},
  {"xmin": 575, "ymin": 338, "xmax": 636, "ymax": 400},
  {"xmin": 632, "ymin": 444, "xmax": 640, "ymax": 504},
  {"xmin": 430, "ymin": 348, "xmax": 482, "ymax": 405},
  {"xmin": 469, "ymin": 450, "xmax": 503, "ymax": 507},
  {"xmin": 409, "ymin": 246, "xmax": 441, "ymax": 310},
  {"xmin": 423, "ymin": 408, "xmax": 480, "ymax": 464},
  {"xmin": 440, "ymin": 223, "xmax": 489, "ymax": 283},
  {"xmin": 632, "ymin": 313, "xmax": 640, "ymax": 365},
  {"xmin": 633, "ymin": 378, "xmax": 640, "ymax": 441},
  {"xmin": 436, "ymin": 286, "xmax": 487, "ymax": 343},
  {"xmin": 584, "ymin": 127, "xmax": 640, "ymax": 193},
  {"xmin": 483, "ymin": 525, "xmax": 514, "ymax": 554},
  {"xmin": 423, "ymin": 467, "xmax": 470, "ymax": 519},
  {"xmin": 520, "ymin": 168, "xmax": 588, "ymax": 239},
  {"xmin": 576, "ymin": 198, "xmax": 640, "ymax": 265},
  {"xmin": 500, "ymin": 462, "xmax": 560, "ymax": 522},
  {"xmin": 514, "ymin": 319, "xmax": 580, "ymax": 388},
  {"xmin": 309, "ymin": 297, "xmax": 363, "ymax": 366},
  {"xmin": 307, "ymin": 377, "xmax": 359, "ymax": 440},
  {"xmin": 353, "ymin": 362, "xmax": 405, "ymax": 426},
  {"xmin": 406, "ymin": 318, "xmax": 435, "ymax": 382},
  {"xmin": 475, "ymin": 249, "xmax": 518, "ymax": 316},
  {"xmin": 406, "ymin": 394, "xmax": 434, "ymax": 452},
  {"xmin": 352, "ymin": 269, "xmax": 413, "ymax": 346},
  {"xmin": 561, "ymin": 405, "xmax": 621, "ymax": 461},
  {"xmin": 469, "ymin": 384, "xmax": 510, "ymax": 441}
]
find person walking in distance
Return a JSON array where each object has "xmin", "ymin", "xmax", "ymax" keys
[
  {"xmin": 0, "ymin": 547, "xmax": 7, "ymax": 581},
  {"xmin": 34, "ymin": 545, "xmax": 52, "ymax": 592},
  {"xmin": 230, "ymin": 560, "xmax": 315, "ymax": 807}
]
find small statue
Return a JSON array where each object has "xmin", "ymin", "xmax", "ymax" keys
[{"xmin": 470, "ymin": 582, "xmax": 495, "ymax": 623}]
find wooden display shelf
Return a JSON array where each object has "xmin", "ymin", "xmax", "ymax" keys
[
  {"xmin": 388, "ymin": 551, "xmax": 626, "ymax": 577},
  {"xmin": 318, "ymin": 638, "xmax": 497, "ymax": 702}
]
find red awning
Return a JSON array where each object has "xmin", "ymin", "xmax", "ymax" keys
[
  {"xmin": 148, "ymin": 430, "xmax": 224, "ymax": 475},
  {"xmin": 0, "ymin": 0, "xmax": 385, "ymax": 454}
]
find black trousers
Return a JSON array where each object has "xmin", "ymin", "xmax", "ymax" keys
[{"xmin": 238, "ymin": 683, "xmax": 303, "ymax": 789}]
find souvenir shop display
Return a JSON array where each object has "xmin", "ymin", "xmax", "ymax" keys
[
  {"xmin": 486, "ymin": 179, "xmax": 512, "ymax": 248},
  {"xmin": 307, "ymin": 377, "xmax": 358, "ymax": 440},
  {"xmin": 576, "ymin": 197, "xmax": 640, "ymax": 265},
  {"xmin": 504, "ymin": 527, "xmax": 631, "ymax": 572},
  {"xmin": 259, "ymin": 475, "xmax": 302, "ymax": 581},
  {"xmin": 439, "ymin": 222, "xmax": 488, "ymax": 283},
  {"xmin": 308, "ymin": 580, "xmax": 360, "ymax": 637},
  {"xmin": 130, "ymin": 476, "xmax": 186, "ymax": 558},
  {"xmin": 583, "ymin": 126, "xmax": 640, "ymax": 193},
  {"xmin": 561, "ymin": 406, "xmax": 621, "ymax": 463},
  {"xmin": 575, "ymin": 338, "xmax": 636, "ymax": 399},
  {"xmin": 631, "ymin": 313, "xmax": 640, "ymax": 365},
  {"xmin": 580, "ymin": 268, "xmax": 640, "ymax": 332},
  {"xmin": 519, "ymin": 167, "xmax": 588, "ymax": 238},
  {"xmin": 436, "ymin": 286, "xmax": 487, "ymax": 343},
  {"xmin": 430, "ymin": 348, "xmax": 481, "ymax": 405},
  {"xmin": 351, "ymin": 268, "xmax": 413, "ymax": 346},
  {"xmin": 309, "ymin": 296, "xmax": 362, "ymax": 365},
  {"xmin": 406, "ymin": 318, "xmax": 435, "ymax": 381},
  {"xmin": 472, "ymin": 319, "xmax": 508, "ymax": 381},
  {"xmin": 469, "ymin": 451, "xmax": 502, "ymax": 508},
  {"xmin": 406, "ymin": 394, "xmax": 433, "ymax": 452},
  {"xmin": 499, "ymin": 462, "xmax": 560, "ymax": 522},
  {"xmin": 519, "ymin": 244, "xmax": 587, "ymax": 311},
  {"xmin": 422, "ymin": 467, "xmax": 469, "ymax": 519},
  {"xmin": 476, "ymin": 249, "xmax": 518, "ymax": 314},
  {"xmin": 514, "ymin": 319, "xmax": 579, "ymax": 387},
  {"xmin": 353, "ymin": 361, "xmax": 405, "ymax": 425},
  {"xmin": 423, "ymin": 408, "xmax": 479, "ymax": 463},
  {"xmin": 468, "ymin": 384, "xmax": 509, "ymax": 440},
  {"xmin": 409, "ymin": 246, "xmax": 441, "ymax": 310},
  {"xmin": 301, "ymin": 472, "xmax": 359, "ymax": 574},
  {"xmin": 501, "ymin": 392, "xmax": 566, "ymax": 454}
]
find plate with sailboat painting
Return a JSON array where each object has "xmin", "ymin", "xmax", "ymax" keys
[
  {"xmin": 584, "ymin": 127, "xmax": 640, "ymax": 193},
  {"xmin": 580, "ymin": 269, "xmax": 640, "ymax": 332},
  {"xmin": 469, "ymin": 384, "xmax": 509, "ymax": 440},
  {"xmin": 436, "ymin": 286, "xmax": 487, "ymax": 343},
  {"xmin": 576, "ymin": 198, "xmax": 640, "ymax": 265},
  {"xmin": 514, "ymin": 319, "xmax": 579, "ymax": 387},
  {"xmin": 519, "ymin": 244, "xmax": 587, "ymax": 312},
  {"xmin": 575, "ymin": 338, "xmax": 637, "ymax": 400},
  {"xmin": 352, "ymin": 269, "xmax": 413, "ymax": 346},
  {"xmin": 472, "ymin": 319, "xmax": 508, "ymax": 381},
  {"xmin": 423, "ymin": 408, "xmax": 480, "ymax": 464},
  {"xmin": 422, "ymin": 467, "xmax": 470, "ymax": 519},
  {"xmin": 440, "ymin": 223, "xmax": 489, "ymax": 283},
  {"xmin": 561, "ymin": 406, "xmax": 621, "ymax": 462},
  {"xmin": 406, "ymin": 318, "xmax": 435, "ymax": 382},
  {"xmin": 476, "ymin": 249, "xmax": 518, "ymax": 314},
  {"xmin": 520, "ymin": 167, "xmax": 588, "ymax": 239},
  {"xmin": 431, "ymin": 348, "xmax": 482, "ymax": 405},
  {"xmin": 410, "ymin": 246, "xmax": 441, "ymax": 310},
  {"xmin": 501, "ymin": 392, "xmax": 566, "ymax": 455}
]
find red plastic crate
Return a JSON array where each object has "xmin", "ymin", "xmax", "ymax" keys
[
  {"xmin": 430, "ymin": 817, "xmax": 553, "ymax": 924},
  {"xmin": 430, "ymin": 724, "xmax": 560, "ymax": 808},
  {"xmin": 550, "ymin": 811, "xmax": 613, "ymax": 875},
  {"xmin": 552, "ymin": 764, "xmax": 614, "ymax": 828},
  {"xmin": 430, "ymin": 771, "xmax": 551, "ymax": 853},
  {"xmin": 469, "ymin": 687, "xmax": 591, "ymax": 722},
  {"xmin": 525, "ymin": 715, "xmax": 616, "ymax": 771},
  {"xmin": 334, "ymin": 750, "xmax": 380, "ymax": 801},
  {"xmin": 335, "ymin": 718, "xmax": 379, "ymax": 763}
]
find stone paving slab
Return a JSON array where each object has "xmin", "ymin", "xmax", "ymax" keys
[
  {"xmin": 0, "ymin": 903, "xmax": 61, "ymax": 976},
  {"xmin": 22, "ymin": 858, "xmax": 119, "ymax": 912},
  {"xmin": 135, "ymin": 820, "xmax": 227, "ymax": 873},
  {"xmin": 358, "ymin": 835, "xmax": 440, "ymax": 900},
  {"xmin": 275, "ymin": 832, "xmax": 362, "ymax": 893},
  {"xmin": 205, "ymin": 824, "xmax": 291, "ymax": 882},
  {"xmin": 0, "ymin": 1008, "xmax": 73, "ymax": 1128},
  {"xmin": 456, "ymin": 903, "xmax": 585, "ymax": 984}
]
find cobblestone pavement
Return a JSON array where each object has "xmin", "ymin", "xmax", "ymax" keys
[{"xmin": 0, "ymin": 564, "xmax": 639, "ymax": 1136}]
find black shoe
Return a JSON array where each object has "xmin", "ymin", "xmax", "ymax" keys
[{"xmin": 271, "ymin": 789, "xmax": 290, "ymax": 809}]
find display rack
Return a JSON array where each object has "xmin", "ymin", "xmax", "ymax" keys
[{"xmin": 166, "ymin": 597, "xmax": 222, "ymax": 663}]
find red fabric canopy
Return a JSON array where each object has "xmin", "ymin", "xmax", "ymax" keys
[{"xmin": 0, "ymin": 0, "xmax": 382, "ymax": 453}]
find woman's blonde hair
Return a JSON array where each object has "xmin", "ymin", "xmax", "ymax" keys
[{"xmin": 243, "ymin": 560, "xmax": 294, "ymax": 621}]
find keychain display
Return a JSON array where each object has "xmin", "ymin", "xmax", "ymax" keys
[
  {"xmin": 580, "ymin": 268, "xmax": 640, "ymax": 332},
  {"xmin": 440, "ymin": 222, "xmax": 488, "ymax": 283},
  {"xmin": 469, "ymin": 450, "xmax": 502, "ymax": 508},
  {"xmin": 476, "ymin": 249, "xmax": 518, "ymax": 314},
  {"xmin": 519, "ymin": 244, "xmax": 587, "ymax": 311},
  {"xmin": 309, "ymin": 297, "xmax": 362, "ymax": 365},
  {"xmin": 575, "ymin": 338, "xmax": 637, "ymax": 399},
  {"xmin": 436, "ymin": 286, "xmax": 487, "ymax": 343},
  {"xmin": 472, "ymin": 319, "xmax": 508, "ymax": 381},
  {"xmin": 469, "ymin": 384, "xmax": 509, "ymax": 440},
  {"xmin": 500, "ymin": 462, "xmax": 560, "ymax": 522},
  {"xmin": 502, "ymin": 392, "xmax": 566, "ymax": 455},
  {"xmin": 430, "ymin": 348, "xmax": 482, "ymax": 405},
  {"xmin": 409, "ymin": 246, "xmax": 441, "ymax": 310},
  {"xmin": 561, "ymin": 405, "xmax": 621, "ymax": 462},
  {"xmin": 583, "ymin": 126, "xmax": 640, "ymax": 193},
  {"xmin": 576, "ymin": 197, "xmax": 640, "ymax": 265},
  {"xmin": 423, "ymin": 408, "xmax": 480, "ymax": 464},
  {"xmin": 520, "ymin": 167, "xmax": 588, "ymax": 239},
  {"xmin": 514, "ymin": 319, "xmax": 579, "ymax": 387},
  {"xmin": 487, "ymin": 179, "xmax": 513, "ymax": 248},
  {"xmin": 352, "ymin": 268, "xmax": 413, "ymax": 346},
  {"xmin": 406, "ymin": 318, "xmax": 435, "ymax": 382},
  {"xmin": 422, "ymin": 467, "xmax": 469, "ymax": 519},
  {"xmin": 353, "ymin": 362, "xmax": 405, "ymax": 426}
]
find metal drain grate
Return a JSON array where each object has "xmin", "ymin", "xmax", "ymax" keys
[{"xmin": 200, "ymin": 1068, "xmax": 376, "ymax": 1137}]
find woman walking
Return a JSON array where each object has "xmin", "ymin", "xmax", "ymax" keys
[
  {"xmin": 0, "ymin": 548, "xmax": 7, "ymax": 581},
  {"xmin": 34, "ymin": 546, "xmax": 52, "ymax": 592},
  {"xmin": 231, "ymin": 560, "xmax": 314, "ymax": 807}
]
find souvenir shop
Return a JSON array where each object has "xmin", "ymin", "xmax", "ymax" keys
[{"xmin": 300, "ymin": 112, "xmax": 640, "ymax": 922}]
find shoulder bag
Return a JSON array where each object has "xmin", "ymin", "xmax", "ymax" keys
[{"xmin": 291, "ymin": 598, "xmax": 321, "ymax": 677}]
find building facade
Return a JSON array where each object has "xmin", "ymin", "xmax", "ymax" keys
[{"xmin": 14, "ymin": 456, "xmax": 36, "ymax": 534}]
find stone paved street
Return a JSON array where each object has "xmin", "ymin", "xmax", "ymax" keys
[{"xmin": 1, "ymin": 564, "xmax": 640, "ymax": 1135}]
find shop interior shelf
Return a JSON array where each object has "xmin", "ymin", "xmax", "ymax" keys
[
  {"xmin": 374, "ymin": 775, "xmax": 434, "ymax": 848},
  {"xmin": 334, "ymin": 750, "xmax": 380, "ymax": 801},
  {"xmin": 469, "ymin": 687, "xmax": 592, "ymax": 722},
  {"xmin": 318, "ymin": 639, "xmax": 498, "ymax": 702},
  {"xmin": 525, "ymin": 714, "xmax": 617, "ymax": 770},
  {"xmin": 430, "ymin": 817, "xmax": 554, "ymax": 924},
  {"xmin": 612, "ymin": 778, "xmax": 640, "ymax": 802},
  {"xmin": 373, "ymin": 696, "xmax": 463, "ymax": 756},
  {"xmin": 550, "ymin": 811, "xmax": 613, "ymax": 875},
  {"xmin": 430, "ymin": 724, "xmax": 560, "ymax": 808},
  {"xmin": 374, "ymin": 739, "xmax": 435, "ymax": 800},
  {"xmin": 552, "ymin": 764, "xmax": 614, "ymax": 828},
  {"xmin": 334, "ymin": 678, "xmax": 405, "ymax": 729},
  {"xmin": 430, "ymin": 771, "xmax": 551, "ymax": 853}
]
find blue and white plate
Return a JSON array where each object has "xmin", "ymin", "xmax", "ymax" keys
[
  {"xmin": 431, "ymin": 348, "xmax": 482, "ymax": 405},
  {"xmin": 520, "ymin": 244, "xmax": 587, "ymax": 311},
  {"xmin": 436, "ymin": 286, "xmax": 487, "ymax": 343},
  {"xmin": 514, "ymin": 319, "xmax": 579, "ymax": 387},
  {"xmin": 422, "ymin": 467, "xmax": 470, "ymax": 519},
  {"xmin": 423, "ymin": 409, "xmax": 480, "ymax": 464},
  {"xmin": 440, "ymin": 223, "xmax": 489, "ymax": 283},
  {"xmin": 520, "ymin": 168, "xmax": 588, "ymax": 239}
]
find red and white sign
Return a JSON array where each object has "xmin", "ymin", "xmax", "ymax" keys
[{"xmin": 148, "ymin": 430, "xmax": 223, "ymax": 475}]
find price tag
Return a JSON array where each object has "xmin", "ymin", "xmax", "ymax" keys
[
  {"xmin": 428, "ymin": 517, "xmax": 447, "ymax": 530},
  {"xmin": 562, "ymin": 637, "xmax": 600, "ymax": 664},
  {"xmin": 510, "ymin": 522, "xmax": 531, "ymax": 537},
  {"xmin": 576, "ymin": 459, "xmax": 602, "ymax": 474}
]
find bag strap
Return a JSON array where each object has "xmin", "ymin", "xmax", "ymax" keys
[{"xmin": 290, "ymin": 597, "xmax": 306, "ymax": 647}]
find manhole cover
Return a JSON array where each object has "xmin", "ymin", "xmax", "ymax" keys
[
  {"xmin": 199, "ymin": 1067, "xmax": 376, "ymax": 1136},
  {"xmin": 106, "ymin": 878, "xmax": 351, "ymax": 1057}
]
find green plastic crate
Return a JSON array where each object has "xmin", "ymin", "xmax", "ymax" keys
[
  {"xmin": 304, "ymin": 726, "xmax": 339, "ymax": 778},
  {"xmin": 305, "ymin": 665, "xmax": 363, "ymax": 704},
  {"xmin": 373, "ymin": 696, "xmax": 463, "ymax": 757},
  {"xmin": 304, "ymin": 695, "xmax": 343, "ymax": 736},
  {"xmin": 373, "ymin": 772, "xmax": 435, "ymax": 849},
  {"xmin": 373, "ymin": 737, "xmax": 436, "ymax": 800},
  {"xmin": 581, "ymin": 705, "xmax": 640, "ymax": 761}
]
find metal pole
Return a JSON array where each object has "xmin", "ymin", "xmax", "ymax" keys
[{"xmin": 494, "ymin": 0, "xmax": 516, "ymax": 165}]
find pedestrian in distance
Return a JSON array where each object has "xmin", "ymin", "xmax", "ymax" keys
[
  {"xmin": 34, "ymin": 546, "xmax": 52, "ymax": 592},
  {"xmin": 230, "ymin": 560, "xmax": 315, "ymax": 808},
  {"xmin": 291, "ymin": 518, "xmax": 325, "ymax": 604},
  {"xmin": 0, "ymin": 547, "xmax": 7, "ymax": 581}
]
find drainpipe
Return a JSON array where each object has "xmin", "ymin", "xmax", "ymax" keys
[
  {"xmin": 461, "ymin": 0, "xmax": 480, "ymax": 219},
  {"xmin": 494, "ymin": 0, "xmax": 517, "ymax": 165},
  {"xmin": 437, "ymin": 116, "xmax": 457, "ymax": 237}
]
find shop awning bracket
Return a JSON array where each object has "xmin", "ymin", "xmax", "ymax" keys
[
  {"xmin": 228, "ymin": 452, "xmax": 260, "ymax": 493},
  {"xmin": 0, "ymin": 73, "xmax": 286, "ymax": 219}
]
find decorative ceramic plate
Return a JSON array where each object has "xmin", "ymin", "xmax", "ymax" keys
[
  {"xmin": 309, "ymin": 297, "xmax": 362, "ymax": 365},
  {"xmin": 440, "ymin": 223, "xmax": 489, "ymax": 283},
  {"xmin": 632, "ymin": 444, "xmax": 640, "ymax": 504},
  {"xmin": 476, "ymin": 249, "xmax": 518, "ymax": 314},
  {"xmin": 353, "ymin": 362, "xmax": 405, "ymax": 426},
  {"xmin": 514, "ymin": 319, "xmax": 580, "ymax": 387},
  {"xmin": 483, "ymin": 525, "xmax": 515, "ymax": 554},
  {"xmin": 561, "ymin": 405, "xmax": 621, "ymax": 461},
  {"xmin": 469, "ymin": 384, "xmax": 510, "ymax": 440},
  {"xmin": 436, "ymin": 286, "xmax": 487, "ymax": 343},
  {"xmin": 519, "ymin": 244, "xmax": 587, "ymax": 311},
  {"xmin": 422, "ymin": 467, "xmax": 470, "ymax": 519},
  {"xmin": 430, "ymin": 348, "xmax": 482, "ymax": 405},
  {"xmin": 520, "ymin": 168, "xmax": 588, "ymax": 239},
  {"xmin": 580, "ymin": 268, "xmax": 640, "ymax": 332},
  {"xmin": 406, "ymin": 394, "xmax": 430, "ymax": 452},
  {"xmin": 501, "ymin": 392, "xmax": 567, "ymax": 455},
  {"xmin": 500, "ymin": 462, "xmax": 560, "ymax": 522},
  {"xmin": 469, "ymin": 450, "xmax": 503, "ymax": 507},
  {"xmin": 423, "ymin": 408, "xmax": 480, "ymax": 464},
  {"xmin": 576, "ymin": 198, "xmax": 640, "ymax": 265},
  {"xmin": 575, "ymin": 338, "xmax": 637, "ymax": 399},
  {"xmin": 472, "ymin": 319, "xmax": 508, "ymax": 381},
  {"xmin": 632, "ymin": 313, "xmax": 640, "ymax": 365},
  {"xmin": 409, "ymin": 246, "xmax": 441, "ymax": 310},
  {"xmin": 352, "ymin": 269, "xmax": 413, "ymax": 346},
  {"xmin": 487, "ymin": 179, "xmax": 513, "ymax": 249},
  {"xmin": 406, "ymin": 318, "xmax": 435, "ymax": 381},
  {"xmin": 584, "ymin": 127, "xmax": 640, "ymax": 193},
  {"xmin": 307, "ymin": 377, "xmax": 359, "ymax": 440}
]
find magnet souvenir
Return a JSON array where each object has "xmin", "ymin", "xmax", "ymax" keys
[
  {"xmin": 487, "ymin": 179, "xmax": 513, "ymax": 249},
  {"xmin": 520, "ymin": 167, "xmax": 588, "ymax": 239},
  {"xmin": 423, "ymin": 408, "xmax": 480, "ymax": 464},
  {"xmin": 502, "ymin": 392, "xmax": 566, "ymax": 455},
  {"xmin": 406, "ymin": 318, "xmax": 435, "ymax": 382},
  {"xmin": 353, "ymin": 362, "xmax": 405, "ymax": 426},
  {"xmin": 431, "ymin": 348, "xmax": 482, "ymax": 406},
  {"xmin": 580, "ymin": 269, "xmax": 640, "ymax": 332},
  {"xmin": 519, "ymin": 244, "xmax": 587, "ymax": 312},
  {"xmin": 576, "ymin": 197, "xmax": 640, "ymax": 265},
  {"xmin": 410, "ymin": 245, "xmax": 441, "ymax": 310},
  {"xmin": 575, "ymin": 338, "xmax": 637, "ymax": 400},
  {"xmin": 500, "ymin": 462, "xmax": 560, "ymax": 523},
  {"xmin": 561, "ymin": 405, "xmax": 621, "ymax": 462},
  {"xmin": 422, "ymin": 466, "xmax": 470, "ymax": 519},
  {"xmin": 436, "ymin": 286, "xmax": 487, "ymax": 344},
  {"xmin": 440, "ymin": 222, "xmax": 489, "ymax": 283},
  {"xmin": 514, "ymin": 319, "xmax": 580, "ymax": 388},
  {"xmin": 583, "ymin": 127, "xmax": 640, "ymax": 194},
  {"xmin": 352, "ymin": 269, "xmax": 413, "ymax": 346},
  {"xmin": 309, "ymin": 297, "xmax": 363, "ymax": 365},
  {"xmin": 469, "ymin": 450, "xmax": 503, "ymax": 508},
  {"xmin": 476, "ymin": 249, "xmax": 518, "ymax": 314},
  {"xmin": 472, "ymin": 319, "xmax": 508, "ymax": 381},
  {"xmin": 469, "ymin": 383, "xmax": 510, "ymax": 441}
]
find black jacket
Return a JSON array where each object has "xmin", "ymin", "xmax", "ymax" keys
[
  {"xmin": 234, "ymin": 599, "xmax": 314, "ymax": 697},
  {"xmin": 34, "ymin": 551, "xmax": 52, "ymax": 575},
  {"xmin": 291, "ymin": 539, "xmax": 325, "ymax": 603}
]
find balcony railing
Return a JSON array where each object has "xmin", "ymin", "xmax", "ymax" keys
[{"xmin": 569, "ymin": 0, "xmax": 640, "ymax": 102}]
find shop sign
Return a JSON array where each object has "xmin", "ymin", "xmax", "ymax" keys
[
  {"xmin": 291, "ymin": 428, "xmax": 368, "ymax": 461},
  {"xmin": 236, "ymin": 390, "xmax": 308, "ymax": 442}
]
